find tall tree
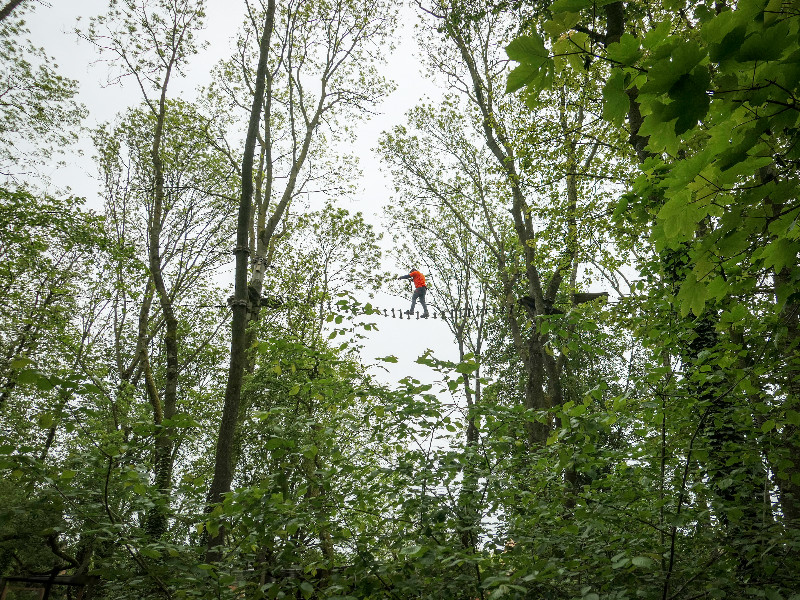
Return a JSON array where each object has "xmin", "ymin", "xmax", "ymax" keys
[
  {"xmin": 409, "ymin": 2, "xmax": 624, "ymax": 456},
  {"xmin": 206, "ymin": 0, "xmax": 396, "ymax": 320},
  {"xmin": 82, "ymin": 0, "xmax": 206, "ymax": 540},
  {"xmin": 93, "ymin": 98, "xmax": 236, "ymax": 543},
  {"xmin": 268, "ymin": 201, "xmax": 384, "ymax": 344},
  {"xmin": 205, "ymin": 0, "xmax": 398, "ymax": 558},
  {"xmin": 205, "ymin": 0, "xmax": 276, "ymax": 560}
]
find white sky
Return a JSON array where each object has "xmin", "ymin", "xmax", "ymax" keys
[{"xmin": 23, "ymin": 0, "xmax": 460, "ymax": 382}]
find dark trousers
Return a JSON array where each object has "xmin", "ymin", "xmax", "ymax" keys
[{"xmin": 410, "ymin": 286, "xmax": 428, "ymax": 314}]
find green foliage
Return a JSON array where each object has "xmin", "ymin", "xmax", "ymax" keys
[
  {"xmin": 501, "ymin": 0, "xmax": 800, "ymax": 596},
  {"xmin": 0, "ymin": 10, "xmax": 86, "ymax": 178},
  {"xmin": 505, "ymin": 35, "xmax": 552, "ymax": 95},
  {"xmin": 81, "ymin": 0, "xmax": 206, "ymax": 96},
  {"xmin": 0, "ymin": 186, "xmax": 105, "ymax": 410}
]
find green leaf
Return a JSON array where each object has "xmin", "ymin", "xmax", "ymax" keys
[
  {"xmin": 507, "ymin": 63, "xmax": 540, "ymax": 93},
  {"xmin": 603, "ymin": 70, "xmax": 629, "ymax": 126},
  {"xmin": 717, "ymin": 228, "xmax": 751, "ymax": 258},
  {"xmin": 140, "ymin": 547, "xmax": 161, "ymax": 559},
  {"xmin": 550, "ymin": 0, "xmax": 591, "ymax": 11},
  {"xmin": 764, "ymin": 0, "xmax": 784, "ymax": 25},
  {"xmin": 567, "ymin": 31, "xmax": 590, "ymax": 69},
  {"xmin": 543, "ymin": 12, "xmax": 581, "ymax": 39},
  {"xmin": 701, "ymin": 8, "xmax": 746, "ymax": 45},
  {"xmin": 708, "ymin": 24, "xmax": 747, "ymax": 62},
  {"xmin": 668, "ymin": 69, "xmax": 711, "ymax": 134},
  {"xmin": 611, "ymin": 557, "xmax": 630, "ymax": 569},
  {"xmin": 455, "ymin": 360, "xmax": 479, "ymax": 375},
  {"xmin": 506, "ymin": 34, "xmax": 553, "ymax": 96},
  {"xmin": 553, "ymin": 37, "xmax": 572, "ymax": 72},
  {"xmin": 568, "ymin": 403, "xmax": 587, "ymax": 417},
  {"xmin": 631, "ymin": 556, "xmax": 655, "ymax": 568},
  {"xmin": 737, "ymin": 23, "xmax": 791, "ymax": 62},
  {"xmin": 764, "ymin": 587, "xmax": 784, "ymax": 600},
  {"xmin": 762, "ymin": 419, "xmax": 776, "ymax": 433},
  {"xmin": 10, "ymin": 357, "xmax": 34, "ymax": 369},
  {"xmin": 607, "ymin": 33, "xmax": 642, "ymax": 66},
  {"xmin": 677, "ymin": 273, "xmax": 708, "ymax": 317},
  {"xmin": 34, "ymin": 375, "xmax": 55, "ymax": 392},
  {"xmin": 641, "ymin": 42, "xmax": 706, "ymax": 95},
  {"xmin": 643, "ymin": 21, "xmax": 671, "ymax": 49},
  {"xmin": 760, "ymin": 239, "xmax": 799, "ymax": 273},
  {"xmin": 657, "ymin": 191, "xmax": 703, "ymax": 241},
  {"xmin": 640, "ymin": 109, "xmax": 679, "ymax": 156},
  {"xmin": 17, "ymin": 369, "xmax": 40, "ymax": 385},
  {"xmin": 265, "ymin": 438, "xmax": 285, "ymax": 451},
  {"xmin": 206, "ymin": 521, "xmax": 220, "ymax": 537},
  {"xmin": 705, "ymin": 276, "xmax": 729, "ymax": 302},
  {"xmin": 506, "ymin": 35, "xmax": 548, "ymax": 63},
  {"xmin": 266, "ymin": 583, "xmax": 281, "ymax": 600},
  {"xmin": 299, "ymin": 582, "xmax": 314, "ymax": 599},
  {"xmin": 81, "ymin": 383, "xmax": 102, "ymax": 395}
]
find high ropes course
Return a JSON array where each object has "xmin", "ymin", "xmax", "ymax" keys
[{"xmin": 196, "ymin": 289, "xmax": 613, "ymax": 321}]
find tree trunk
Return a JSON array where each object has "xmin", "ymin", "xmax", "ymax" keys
[
  {"xmin": 205, "ymin": 0, "xmax": 276, "ymax": 561},
  {"xmin": 443, "ymin": 15, "xmax": 569, "ymax": 449},
  {"xmin": 0, "ymin": 0, "xmax": 25, "ymax": 23},
  {"xmin": 773, "ymin": 265, "xmax": 800, "ymax": 526},
  {"xmin": 144, "ymin": 60, "xmax": 179, "ymax": 541}
]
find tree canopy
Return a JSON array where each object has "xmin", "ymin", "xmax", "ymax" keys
[{"xmin": 1, "ymin": 1, "xmax": 799, "ymax": 599}]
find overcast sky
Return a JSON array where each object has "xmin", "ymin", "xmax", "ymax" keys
[{"xmin": 23, "ymin": 0, "xmax": 460, "ymax": 382}]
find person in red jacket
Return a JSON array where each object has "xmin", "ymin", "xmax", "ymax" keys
[{"xmin": 398, "ymin": 268, "xmax": 429, "ymax": 318}]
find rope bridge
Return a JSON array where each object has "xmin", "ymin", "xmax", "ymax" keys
[{"xmin": 196, "ymin": 289, "xmax": 613, "ymax": 321}]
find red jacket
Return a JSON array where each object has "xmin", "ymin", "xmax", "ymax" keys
[{"xmin": 407, "ymin": 270, "xmax": 426, "ymax": 288}]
